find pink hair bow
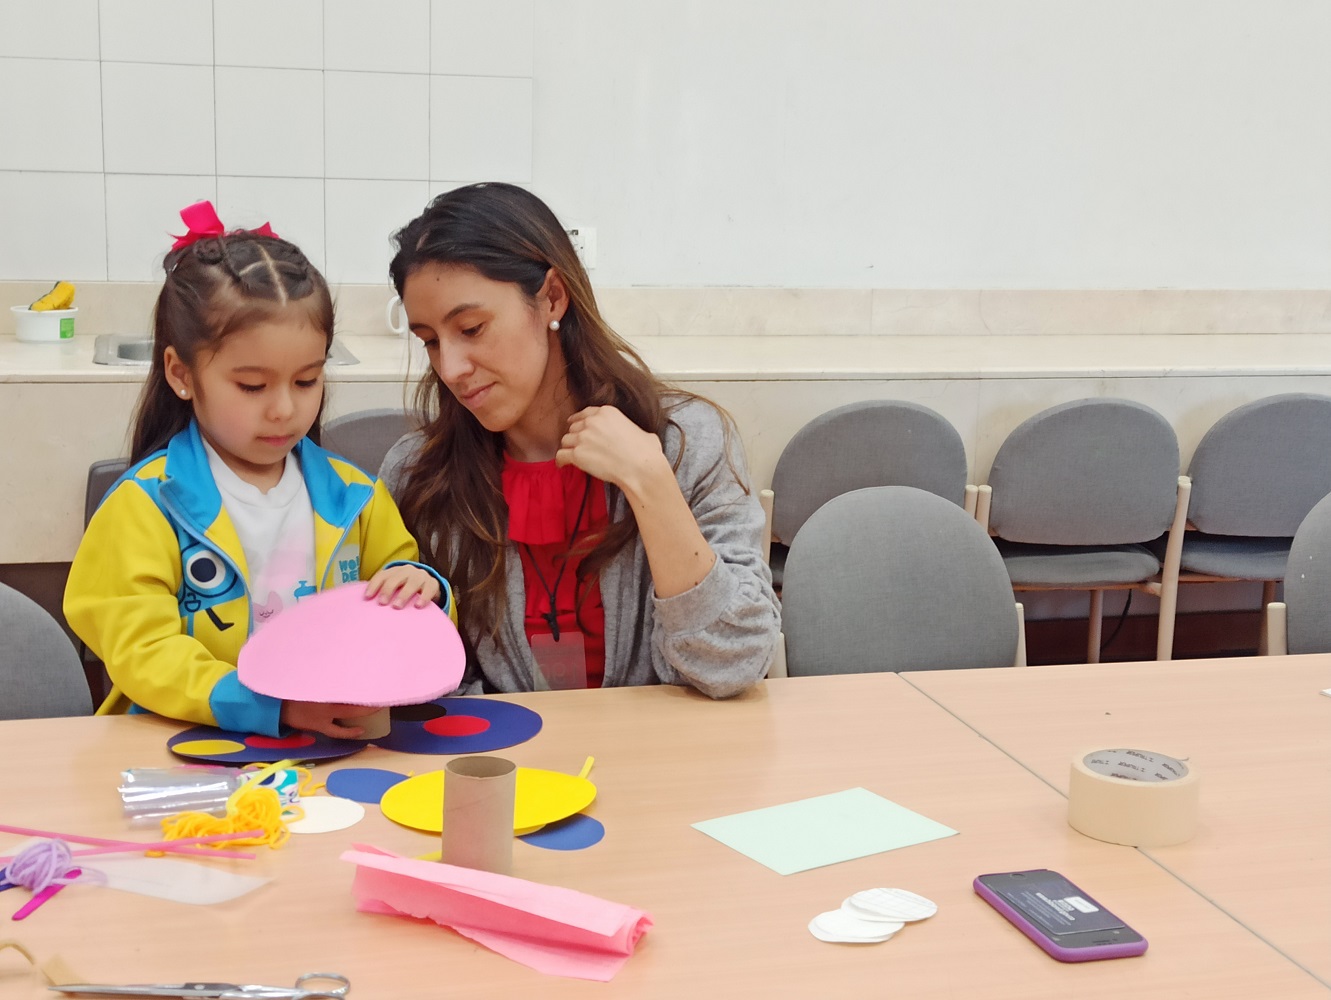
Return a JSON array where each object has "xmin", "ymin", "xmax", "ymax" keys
[{"xmin": 170, "ymin": 200, "xmax": 279, "ymax": 251}]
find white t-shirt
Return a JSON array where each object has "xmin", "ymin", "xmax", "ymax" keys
[{"xmin": 204, "ymin": 442, "xmax": 317, "ymax": 630}]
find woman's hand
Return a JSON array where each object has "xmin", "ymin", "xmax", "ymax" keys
[
  {"xmin": 558, "ymin": 404, "xmax": 716, "ymax": 599},
  {"xmin": 280, "ymin": 700, "xmax": 378, "ymax": 739},
  {"xmin": 556, "ymin": 405, "xmax": 668, "ymax": 495},
  {"xmin": 364, "ymin": 565, "xmax": 441, "ymax": 608}
]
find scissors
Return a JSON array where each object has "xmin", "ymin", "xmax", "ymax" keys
[{"xmin": 49, "ymin": 973, "xmax": 350, "ymax": 999}]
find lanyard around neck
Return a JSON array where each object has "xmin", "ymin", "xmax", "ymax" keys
[{"xmin": 521, "ymin": 474, "xmax": 593, "ymax": 642}]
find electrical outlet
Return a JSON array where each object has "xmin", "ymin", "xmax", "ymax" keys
[{"xmin": 565, "ymin": 226, "xmax": 597, "ymax": 269}]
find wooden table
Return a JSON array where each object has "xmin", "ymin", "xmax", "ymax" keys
[
  {"xmin": 904, "ymin": 654, "xmax": 1331, "ymax": 989},
  {"xmin": 0, "ymin": 673, "xmax": 1326, "ymax": 998}
]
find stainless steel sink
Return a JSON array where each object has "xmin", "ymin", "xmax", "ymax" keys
[
  {"xmin": 93, "ymin": 334, "xmax": 154, "ymax": 365},
  {"xmin": 93, "ymin": 334, "xmax": 358, "ymax": 366}
]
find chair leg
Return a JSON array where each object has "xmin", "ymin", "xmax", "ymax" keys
[
  {"xmin": 1086, "ymin": 590, "xmax": 1104, "ymax": 664},
  {"xmin": 1266, "ymin": 602, "xmax": 1288, "ymax": 656},
  {"xmin": 767, "ymin": 631, "xmax": 788, "ymax": 679},
  {"xmin": 1155, "ymin": 475, "xmax": 1190, "ymax": 662},
  {"xmin": 759, "ymin": 489, "xmax": 774, "ymax": 565},
  {"xmin": 975, "ymin": 485, "xmax": 992, "ymax": 532},
  {"xmin": 1014, "ymin": 603, "xmax": 1027, "ymax": 668},
  {"xmin": 1257, "ymin": 580, "xmax": 1278, "ymax": 654}
]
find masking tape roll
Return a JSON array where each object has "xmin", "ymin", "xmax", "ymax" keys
[{"xmin": 1067, "ymin": 747, "xmax": 1199, "ymax": 848}]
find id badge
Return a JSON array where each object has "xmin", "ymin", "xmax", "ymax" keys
[{"xmin": 530, "ymin": 631, "xmax": 588, "ymax": 690}]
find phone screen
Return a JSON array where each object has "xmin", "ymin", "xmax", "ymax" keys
[{"xmin": 984, "ymin": 871, "xmax": 1127, "ymax": 937}]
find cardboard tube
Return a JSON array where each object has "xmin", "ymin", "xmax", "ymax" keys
[
  {"xmin": 338, "ymin": 707, "xmax": 392, "ymax": 741},
  {"xmin": 441, "ymin": 756, "xmax": 517, "ymax": 875},
  {"xmin": 1068, "ymin": 748, "xmax": 1200, "ymax": 848}
]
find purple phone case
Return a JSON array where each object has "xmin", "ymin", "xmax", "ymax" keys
[{"xmin": 973, "ymin": 873, "xmax": 1149, "ymax": 963}]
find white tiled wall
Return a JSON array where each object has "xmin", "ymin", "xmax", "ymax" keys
[
  {"xmin": 0, "ymin": 0, "xmax": 535, "ymax": 283},
  {"xmin": 3, "ymin": 1, "xmax": 1330, "ymax": 288}
]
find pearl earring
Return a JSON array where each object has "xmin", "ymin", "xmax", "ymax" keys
[
  {"xmin": 549, "ymin": 320, "xmax": 560, "ymax": 332},
  {"xmin": 179, "ymin": 389, "xmax": 188, "ymax": 398}
]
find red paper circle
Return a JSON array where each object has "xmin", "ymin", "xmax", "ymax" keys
[
  {"xmin": 246, "ymin": 733, "xmax": 317, "ymax": 749},
  {"xmin": 423, "ymin": 715, "xmax": 490, "ymax": 737}
]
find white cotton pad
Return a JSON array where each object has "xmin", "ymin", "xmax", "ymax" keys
[
  {"xmin": 286, "ymin": 796, "xmax": 366, "ymax": 834},
  {"xmin": 808, "ymin": 909, "xmax": 900, "ymax": 943},
  {"xmin": 845, "ymin": 887, "xmax": 938, "ymax": 922}
]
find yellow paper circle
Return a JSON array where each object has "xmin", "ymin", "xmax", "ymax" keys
[
  {"xmin": 380, "ymin": 768, "xmax": 596, "ymax": 834},
  {"xmin": 172, "ymin": 738, "xmax": 247, "ymax": 755}
]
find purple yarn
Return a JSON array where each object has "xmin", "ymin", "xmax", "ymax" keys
[{"xmin": 3, "ymin": 839, "xmax": 99, "ymax": 892}]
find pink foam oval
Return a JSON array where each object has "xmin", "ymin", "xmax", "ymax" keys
[{"xmin": 237, "ymin": 581, "xmax": 464, "ymax": 706}]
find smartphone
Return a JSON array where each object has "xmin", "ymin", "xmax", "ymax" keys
[{"xmin": 974, "ymin": 869, "xmax": 1148, "ymax": 962}]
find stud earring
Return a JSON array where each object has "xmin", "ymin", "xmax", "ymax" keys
[
  {"xmin": 179, "ymin": 389, "xmax": 188, "ymax": 398},
  {"xmin": 549, "ymin": 320, "xmax": 560, "ymax": 332}
]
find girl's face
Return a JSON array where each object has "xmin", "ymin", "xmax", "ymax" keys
[
  {"xmin": 403, "ymin": 263, "xmax": 568, "ymax": 454},
  {"xmin": 166, "ymin": 317, "xmax": 327, "ymax": 489}
]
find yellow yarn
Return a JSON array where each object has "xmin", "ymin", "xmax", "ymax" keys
[
  {"xmin": 294, "ymin": 765, "xmax": 324, "ymax": 797},
  {"xmin": 159, "ymin": 781, "xmax": 294, "ymax": 850}
]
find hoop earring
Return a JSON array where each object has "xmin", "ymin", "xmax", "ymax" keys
[{"xmin": 549, "ymin": 320, "xmax": 560, "ymax": 332}]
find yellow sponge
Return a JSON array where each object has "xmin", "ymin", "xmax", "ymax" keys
[{"xmin": 30, "ymin": 281, "xmax": 76, "ymax": 311}]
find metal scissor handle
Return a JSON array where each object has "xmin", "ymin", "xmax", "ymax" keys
[{"xmin": 217, "ymin": 974, "xmax": 350, "ymax": 999}]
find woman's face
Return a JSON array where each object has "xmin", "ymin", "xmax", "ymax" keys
[{"xmin": 403, "ymin": 263, "xmax": 565, "ymax": 438}]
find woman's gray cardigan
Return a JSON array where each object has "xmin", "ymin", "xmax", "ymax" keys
[{"xmin": 379, "ymin": 397, "xmax": 780, "ymax": 698}]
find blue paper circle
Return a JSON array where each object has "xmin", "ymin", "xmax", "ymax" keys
[
  {"xmin": 325, "ymin": 767, "xmax": 409, "ymax": 804},
  {"xmin": 519, "ymin": 814, "xmax": 605, "ymax": 851},
  {"xmin": 167, "ymin": 725, "xmax": 366, "ymax": 765},
  {"xmin": 373, "ymin": 697, "xmax": 543, "ymax": 755}
]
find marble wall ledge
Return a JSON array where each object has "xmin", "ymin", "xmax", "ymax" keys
[
  {"xmin": 4, "ymin": 283, "xmax": 1331, "ymax": 341},
  {"xmin": 5, "ymin": 332, "xmax": 1331, "ymax": 384}
]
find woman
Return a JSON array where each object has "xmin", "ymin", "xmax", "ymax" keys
[{"xmin": 381, "ymin": 183, "xmax": 779, "ymax": 697}]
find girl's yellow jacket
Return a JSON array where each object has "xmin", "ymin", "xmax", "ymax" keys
[{"xmin": 64, "ymin": 422, "xmax": 453, "ymax": 736}]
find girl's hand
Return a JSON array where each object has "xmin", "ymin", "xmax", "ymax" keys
[
  {"xmin": 281, "ymin": 700, "xmax": 378, "ymax": 739},
  {"xmin": 556, "ymin": 405, "xmax": 667, "ymax": 494},
  {"xmin": 364, "ymin": 565, "xmax": 441, "ymax": 608}
]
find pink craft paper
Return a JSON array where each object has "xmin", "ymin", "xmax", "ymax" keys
[
  {"xmin": 237, "ymin": 581, "xmax": 463, "ymax": 705},
  {"xmin": 341, "ymin": 845, "xmax": 652, "ymax": 982}
]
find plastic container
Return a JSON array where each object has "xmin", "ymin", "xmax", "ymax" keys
[{"xmin": 12, "ymin": 305, "xmax": 77, "ymax": 342}]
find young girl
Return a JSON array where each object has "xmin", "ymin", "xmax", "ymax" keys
[
  {"xmin": 65, "ymin": 202, "xmax": 452, "ymax": 739},
  {"xmin": 381, "ymin": 183, "xmax": 779, "ymax": 696}
]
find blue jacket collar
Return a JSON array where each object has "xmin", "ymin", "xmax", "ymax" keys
[
  {"xmin": 159, "ymin": 421, "xmax": 224, "ymax": 532},
  {"xmin": 157, "ymin": 422, "xmax": 372, "ymax": 534},
  {"xmin": 294, "ymin": 435, "xmax": 373, "ymax": 529}
]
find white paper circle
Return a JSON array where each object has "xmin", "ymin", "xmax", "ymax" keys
[
  {"xmin": 808, "ymin": 909, "xmax": 899, "ymax": 943},
  {"xmin": 286, "ymin": 796, "xmax": 366, "ymax": 834},
  {"xmin": 845, "ymin": 887, "xmax": 938, "ymax": 922}
]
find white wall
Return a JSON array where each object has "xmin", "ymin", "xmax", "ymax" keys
[{"xmin": 2, "ymin": 0, "xmax": 1329, "ymax": 288}]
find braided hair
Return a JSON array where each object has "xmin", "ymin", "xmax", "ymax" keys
[{"xmin": 130, "ymin": 232, "xmax": 334, "ymax": 461}]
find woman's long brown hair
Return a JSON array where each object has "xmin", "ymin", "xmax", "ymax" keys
[{"xmin": 390, "ymin": 183, "xmax": 709, "ymax": 648}]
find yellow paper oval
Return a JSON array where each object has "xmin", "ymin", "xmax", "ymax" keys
[
  {"xmin": 172, "ymin": 738, "xmax": 247, "ymax": 755},
  {"xmin": 379, "ymin": 768, "xmax": 596, "ymax": 834}
]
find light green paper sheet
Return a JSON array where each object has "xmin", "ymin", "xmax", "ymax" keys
[{"xmin": 691, "ymin": 787, "xmax": 957, "ymax": 875}]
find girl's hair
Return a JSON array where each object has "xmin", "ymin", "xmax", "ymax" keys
[
  {"xmin": 390, "ymin": 182, "xmax": 706, "ymax": 647},
  {"xmin": 130, "ymin": 232, "xmax": 335, "ymax": 462}
]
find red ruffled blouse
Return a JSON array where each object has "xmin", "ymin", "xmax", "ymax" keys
[{"xmin": 501, "ymin": 456, "xmax": 609, "ymax": 688}]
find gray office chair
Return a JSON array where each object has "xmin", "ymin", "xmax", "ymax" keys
[
  {"xmin": 764, "ymin": 400, "xmax": 972, "ymax": 585},
  {"xmin": 781, "ymin": 486, "xmax": 1022, "ymax": 676},
  {"xmin": 321, "ymin": 408, "xmax": 413, "ymax": 478},
  {"xmin": 86, "ymin": 457, "xmax": 130, "ymax": 524},
  {"xmin": 978, "ymin": 398, "xmax": 1187, "ymax": 663},
  {"xmin": 1179, "ymin": 394, "xmax": 1331, "ymax": 650},
  {"xmin": 0, "ymin": 582, "xmax": 92, "ymax": 719},
  {"xmin": 1265, "ymin": 490, "xmax": 1331, "ymax": 656},
  {"xmin": 1267, "ymin": 490, "xmax": 1331, "ymax": 655}
]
